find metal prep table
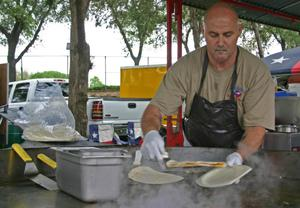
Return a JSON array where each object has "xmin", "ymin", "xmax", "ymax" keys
[{"xmin": 0, "ymin": 146, "xmax": 299, "ymax": 208}]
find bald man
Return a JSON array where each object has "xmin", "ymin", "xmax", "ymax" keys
[{"xmin": 140, "ymin": 2, "xmax": 275, "ymax": 166}]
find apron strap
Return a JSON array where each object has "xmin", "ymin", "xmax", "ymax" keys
[
  {"xmin": 198, "ymin": 51, "xmax": 209, "ymax": 94},
  {"xmin": 230, "ymin": 48, "xmax": 239, "ymax": 100}
]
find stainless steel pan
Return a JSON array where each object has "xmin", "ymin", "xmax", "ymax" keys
[{"xmin": 275, "ymin": 124, "xmax": 298, "ymax": 133}]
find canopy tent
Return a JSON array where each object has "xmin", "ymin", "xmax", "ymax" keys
[
  {"xmin": 182, "ymin": 0, "xmax": 300, "ymax": 32},
  {"xmin": 263, "ymin": 47, "xmax": 300, "ymax": 75}
]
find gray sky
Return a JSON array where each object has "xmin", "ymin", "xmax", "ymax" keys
[
  {"xmin": 0, "ymin": 20, "xmax": 281, "ymax": 85},
  {"xmin": 0, "ymin": 20, "xmax": 171, "ymax": 85}
]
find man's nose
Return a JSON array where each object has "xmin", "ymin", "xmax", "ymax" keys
[{"xmin": 217, "ymin": 36, "xmax": 225, "ymax": 46}]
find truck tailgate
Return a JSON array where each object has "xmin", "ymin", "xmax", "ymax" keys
[{"xmin": 102, "ymin": 99, "xmax": 150, "ymax": 123}]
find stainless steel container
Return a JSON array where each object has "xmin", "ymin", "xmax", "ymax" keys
[
  {"xmin": 55, "ymin": 147, "xmax": 130, "ymax": 202},
  {"xmin": 275, "ymin": 124, "xmax": 298, "ymax": 133}
]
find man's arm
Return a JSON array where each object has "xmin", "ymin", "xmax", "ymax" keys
[
  {"xmin": 140, "ymin": 104, "xmax": 166, "ymax": 161},
  {"xmin": 237, "ymin": 126, "xmax": 265, "ymax": 159},
  {"xmin": 226, "ymin": 126, "xmax": 265, "ymax": 166},
  {"xmin": 141, "ymin": 104, "xmax": 163, "ymax": 135}
]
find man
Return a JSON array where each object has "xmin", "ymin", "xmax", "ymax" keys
[{"xmin": 140, "ymin": 2, "xmax": 275, "ymax": 166}]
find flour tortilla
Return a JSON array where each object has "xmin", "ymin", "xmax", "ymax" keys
[
  {"xmin": 196, "ymin": 165, "xmax": 252, "ymax": 188},
  {"xmin": 128, "ymin": 166, "xmax": 184, "ymax": 184},
  {"xmin": 22, "ymin": 124, "xmax": 81, "ymax": 142}
]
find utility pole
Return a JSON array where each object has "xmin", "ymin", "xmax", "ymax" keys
[
  {"xmin": 21, "ymin": 58, "xmax": 24, "ymax": 80},
  {"xmin": 104, "ymin": 56, "xmax": 107, "ymax": 90}
]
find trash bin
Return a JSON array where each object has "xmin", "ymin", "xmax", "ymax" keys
[
  {"xmin": 7, "ymin": 122, "xmax": 24, "ymax": 147},
  {"xmin": 0, "ymin": 134, "xmax": 5, "ymax": 149}
]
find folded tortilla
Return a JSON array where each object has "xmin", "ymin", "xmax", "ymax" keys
[{"xmin": 166, "ymin": 160, "xmax": 226, "ymax": 168}]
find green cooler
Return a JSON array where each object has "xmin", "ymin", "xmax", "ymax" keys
[{"xmin": 7, "ymin": 122, "xmax": 24, "ymax": 147}]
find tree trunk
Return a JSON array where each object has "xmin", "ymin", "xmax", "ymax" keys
[
  {"xmin": 182, "ymin": 27, "xmax": 191, "ymax": 54},
  {"xmin": 69, "ymin": 0, "xmax": 91, "ymax": 137},
  {"xmin": 2, "ymin": 1, "xmax": 54, "ymax": 82},
  {"xmin": 272, "ymin": 32, "xmax": 286, "ymax": 51},
  {"xmin": 182, "ymin": 39, "xmax": 190, "ymax": 54},
  {"xmin": 7, "ymin": 36, "xmax": 18, "ymax": 82},
  {"xmin": 281, "ymin": 39, "xmax": 286, "ymax": 51},
  {"xmin": 251, "ymin": 22, "xmax": 264, "ymax": 58},
  {"xmin": 133, "ymin": 58, "xmax": 139, "ymax": 66},
  {"xmin": 7, "ymin": 56, "xmax": 16, "ymax": 82},
  {"xmin": 190, "ymin": 7, "xmax": 201, "ymax": 50}
]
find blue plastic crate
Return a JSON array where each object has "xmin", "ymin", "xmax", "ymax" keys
[{"xmin": 275, "ymin": 91, "xmax": 297, "ymax": 97}]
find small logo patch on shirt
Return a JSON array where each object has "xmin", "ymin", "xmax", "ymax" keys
[{"xmin": 233, "ymin": 86, "xmax": 246, "ymax": 100}]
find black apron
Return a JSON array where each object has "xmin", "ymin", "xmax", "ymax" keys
[{"xmin": 183, "ymin": 50, "xmax": 244, "ymax": 148}]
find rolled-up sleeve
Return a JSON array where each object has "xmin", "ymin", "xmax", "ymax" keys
[
  {"xmin": 150, "ymin": 60, "xmax": 189, "ymax": 116},
  {"xmin": 242, "ymin": 63, "xmax": 275, "ymax": 130}
]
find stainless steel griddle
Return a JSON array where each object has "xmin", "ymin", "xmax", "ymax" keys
[{"xmin": 0, "ymin": 146, "xmax": 299, "ymax": 208}]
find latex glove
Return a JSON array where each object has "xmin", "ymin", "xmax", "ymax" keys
[
  {"xmin": 141, "ymin": 130, "xmax": 165, "ymax": 161},
  {"xmin": 226, "ymin": 152, "xmax": 243, "ymax": 167}
]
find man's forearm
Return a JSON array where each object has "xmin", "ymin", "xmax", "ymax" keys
[
  {"xmin": 237, "ymin": 126, "xmax": 265, "ymax": 159},
  {"xmin": 141, "ymin": 104, "xmax": 162, "ymax": 135}
]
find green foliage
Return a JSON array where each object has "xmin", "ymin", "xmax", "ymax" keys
[
  {"xmin": 239, "ymin": 21, "xmax": 273, "ymax": 55},
  {"xmin": 177, "ymin": 6, "xmax": 206, "ymax": 52},
  {"xmin": 0, "ymin": 0, "xmax": 67, "ymax": 46},
  {"xmin": 29, "ymin": 71, "xmax": 67, "ymax": 79},
  {"xmin": 89, "ymin": 76, "xmax": 104, "ymax": 89},
  {"xmin": 240, "ymin": 20, "xmax": 300, "ymax": 56},
  {"xmin": 89, "ymin": 76, "xmax": 119, "ymax": 90},
  {"xmin": 89, "ymin": 85, "xmax": 120, "ymax": 91},
  {"xmin": 0, "ymin": 0, "xmax": 69, "ymax": 81},
  {"xmin": 105, "ymin": 85, "xmax": 119, "ymax": 91},
  {"xmin": 266, "ymin": 27, "xmax": 300, "ymax": 50}
]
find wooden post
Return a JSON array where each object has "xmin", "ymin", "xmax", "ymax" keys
[{"xmin": 0, "ymin": 64, "xmax": 8, "ymax": 147}]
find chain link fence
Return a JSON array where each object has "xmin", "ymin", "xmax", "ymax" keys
[{"xmin": 0, "ymin": 55, "xmax": 167, "ymax": 85}]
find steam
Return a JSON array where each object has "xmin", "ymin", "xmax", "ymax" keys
[
  {"xmin": 114, "ymin": 153, "xmax": 284, "ymax": 208},
  {"xmin": 237, "ymin": 142, "xmax": 257, "ymax": 160},
  {"xmin": 117, "ymin": 177, "xmax": 244, "ymax": 208},
  {"xmin": 81, "ymin": 149, "xmax": 288, "ymax": 207}
]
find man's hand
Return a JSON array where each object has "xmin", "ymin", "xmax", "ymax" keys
[
  {"xmin": 141, "ymin": 130, "xmax": 165, "ymax": 161},
  {"xmin": 226, "ymin": 152, "xmax": 243, "ymax": 167}
]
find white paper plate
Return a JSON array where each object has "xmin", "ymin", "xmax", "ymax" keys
[{"xmin": 196, "ymin": 165, "xmax": 252, "ymax": 188}]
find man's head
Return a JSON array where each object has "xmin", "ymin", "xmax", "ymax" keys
[{"xmin": 203, "ymin": 2, "xmax": 242, "ymax": 68}]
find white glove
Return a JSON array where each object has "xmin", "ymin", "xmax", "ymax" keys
[
  {"xmin": 141, "ymin": 130, "xmax": 165, "ymax": 161},
  {"xmin": 226, "ymin": 152, "xmax": 243, "ymax": 167}
]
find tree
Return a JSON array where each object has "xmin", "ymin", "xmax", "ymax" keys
[
  {"xmin": 240, "ymin": 21, "xmax": 300, "ymax": 57},
  {"xmin": 251, "ymin": 22, "xmax": 264, "ymax": 58},
  {"xmin": 0, "ymin": 0, "xmax": 67, "ymax": 82},
  {"xmin": 89, "ymin": 76, "xmax": 104, "ymax": 89},
  {"xmin": 180, "ymin": 6, "xmax": 205, "ymax": 53},
  {"xmin": 30, "ymin": 71, "xmax": 68, "ymax": 79},
  {"xmin": 91, "ymin": 0, "xmax": 166, "ymax": 66},
  {"xmin": 69, "ymin": 0, "xmax": 91, "ymax": 137},
  {"xmin": 239, "ymin": 20, "xmax": 273, "ymax": 58},
  {"xmin": 267, "ymin": 27, "xmax": 300, "ymax": 51}
]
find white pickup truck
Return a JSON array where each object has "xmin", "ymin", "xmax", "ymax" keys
[{"xmin": 7, "ymin": 78, "xmax": 150, "ymax": 141}]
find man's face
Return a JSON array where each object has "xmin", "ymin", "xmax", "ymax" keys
[{"xmin": 204, "ymin": 15, "xmax": 242, "ymax": 64}]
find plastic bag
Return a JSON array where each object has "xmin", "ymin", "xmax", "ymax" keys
[{"xmin": 14, "ymin": 84, "xmax": 81, "ymax": 142}]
